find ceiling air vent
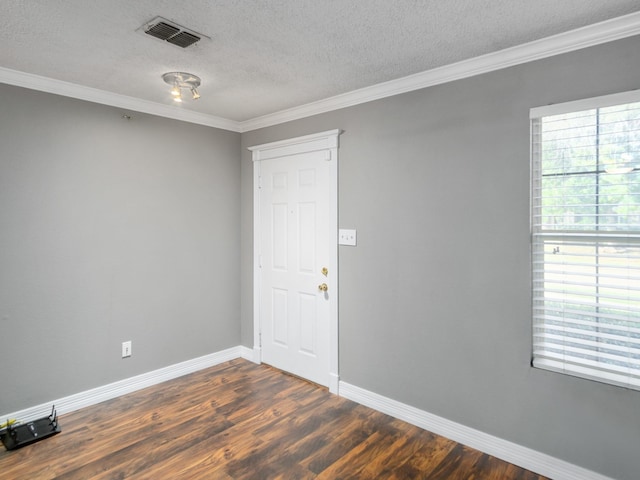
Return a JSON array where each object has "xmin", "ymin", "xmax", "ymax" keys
[{"xmin": 140, "ymin": 17, "xmax": 205, "ymax": 48}]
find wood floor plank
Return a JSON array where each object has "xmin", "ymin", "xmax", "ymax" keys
[
  {"xmin": 359, "ymin": 423, "xmax": 446, "ymax": 478},
  {"xmin": 0, "ymin": 360, "xmax": 549, "ymax": 479},
  {"xmin": 427, "ymin": 443, "xmax": 490, "ymax": 480},
  {"xmin": 385, "ymin": 434, "xmax": 459, "ymax": 480},
  {"xmin": 313, "ymin": 415, "xmax": 414, "ymax": 480}
]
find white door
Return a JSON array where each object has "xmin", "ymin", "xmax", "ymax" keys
[{"xmin": 250, "ymin": 130, "xmax": 339, "ymax": 391}]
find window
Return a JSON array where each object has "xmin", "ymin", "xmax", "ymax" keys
[{"xmin": 531, "ymin": 91, "xmax": 640, "ymax": 390}]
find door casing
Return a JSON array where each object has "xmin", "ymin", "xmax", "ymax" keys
[{"xmin": 249, "ymin": 130, "xmax": 340, "ymax": 393}]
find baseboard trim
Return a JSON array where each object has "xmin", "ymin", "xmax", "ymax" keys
[
  {"xmin": 338, "ymin": 381, "xmax": 614, "ymax": 480},
  {"xmin": 239, "ymin": 345, "xmax": 256, "ymax": 362},
  {"xmin": 250, "ymin": 345, "xmax": 262, "ymax": 364},
  {"xmin": 1, "ymin": 346, "xmax": 243, "ymax": 423},
  {"xmin": 2, "ymin": 351, "xmax": 613, "ymax": 480},
  {"xmin": 328, "ymin": 372, "xmax": 340, "ymax": 395}
]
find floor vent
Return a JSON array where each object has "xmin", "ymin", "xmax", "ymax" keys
[{"xmin": 140, "ymin": 17, "xmax": 204, "ymax": 48}]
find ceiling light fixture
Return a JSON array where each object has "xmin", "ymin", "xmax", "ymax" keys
[{"xmin": 162, "ymin": 72, "xmax": 201, "ymax": 103}]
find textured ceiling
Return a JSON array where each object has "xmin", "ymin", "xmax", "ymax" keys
[{"xmin": 1, "ymin": 1, "xmax": 640, "ymax": 123}]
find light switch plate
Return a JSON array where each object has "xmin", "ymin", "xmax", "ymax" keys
[
  {"xmin": 339, "ymin": 229, "xmax": 357, "ymax": 246},
  {"xmin": 122, "ymin": 341, "xmax": 132, "ymax": 358}
]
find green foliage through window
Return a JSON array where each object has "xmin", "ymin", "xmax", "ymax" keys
[{"xmin": 531, "ymin": 93, "xmax": 640, "ymax": 389}]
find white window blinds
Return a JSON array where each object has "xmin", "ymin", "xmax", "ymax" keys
[{"xmin": 531, "ymin": 90, "xmax": 640, "ymax": 390}]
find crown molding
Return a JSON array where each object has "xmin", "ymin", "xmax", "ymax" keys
[
  {"xmin": 2, "ymin": 12, "xmax": 640, "ymax": 134},
  {"xmin": 0, "ymin": 66, "xmax": 241, "ymax": 132},
  {"xmin": 238, "ymin": 11, "xmax": 640, "ymax": 132}
]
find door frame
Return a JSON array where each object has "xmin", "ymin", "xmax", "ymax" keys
[{"xmin": 249, "ymin": 129, "xmax": 340, "ymax": 394}]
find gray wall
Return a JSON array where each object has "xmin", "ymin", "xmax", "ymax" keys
[
  {"xmin": 2, "ymin": 34, "xmax": 639, "ymax": 480},
  {"xmin": 0, "ymin": 84, "xmax": 241, "ymax": 414},
  {"xmin": 240, "ymin": 36, "xmax": 640, "ymax": 480}
]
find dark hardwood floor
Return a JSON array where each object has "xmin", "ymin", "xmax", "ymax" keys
[{"xmin": 0, "ymin": 359, "xmax": 548, "ymax": 479}]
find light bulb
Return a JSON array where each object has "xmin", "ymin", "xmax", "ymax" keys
[
  {"xmin": 191, "ymin": 87, "xmax": 200, "ymax": 100},
  {"xmin": 170, "ymin": 85, "xmax": 181, "ymax": 97}
]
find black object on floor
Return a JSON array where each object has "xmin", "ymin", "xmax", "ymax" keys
[{"xmin": 0, "ymin": 406, "xmax": 61, "ymax": 450}]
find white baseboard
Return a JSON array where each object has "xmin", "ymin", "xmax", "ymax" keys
[
  {"xmin": 338, "ymin": 381, "xmax": 614, "ymax": 480},
  {"xmin": 2, "ymin": 349, "xmax": 613, "ymax": 480},
  {"xmin": 328, "ymin": 372, "xmax": 340, "ymax": 395},
  {"xmin": 239, "ymin": 345, "xmax": 256, "ymax": 362},
  {"xmin": 1, "ymin": 346, "xmax": 243, "ymax": 423},
  {"xmin": 250, "ymin": 345, "xmax": 262, "ymax": 364}
]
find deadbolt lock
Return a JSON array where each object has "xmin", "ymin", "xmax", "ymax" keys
[{"xmin": 321, "ymin": 267, "xmax": 328, "ymax": 276}]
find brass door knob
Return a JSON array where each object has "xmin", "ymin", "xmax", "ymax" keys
[{"xmin": 318, "ymin": 283, "xmax": 328, "ymax": 292}]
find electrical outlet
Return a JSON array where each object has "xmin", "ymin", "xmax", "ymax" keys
[{"xmin": 122, "ymin": 341, "xmax": 132, "ymax": 358}]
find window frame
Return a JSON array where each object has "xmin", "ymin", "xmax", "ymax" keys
[{"xmin": 530, "ymin": 89, "xmax": 640, "ymax": 390}]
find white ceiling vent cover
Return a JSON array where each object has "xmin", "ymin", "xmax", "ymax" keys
[{"xmin": 139, "ymin": 17, "xmax": 207, "ymax": 48}]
